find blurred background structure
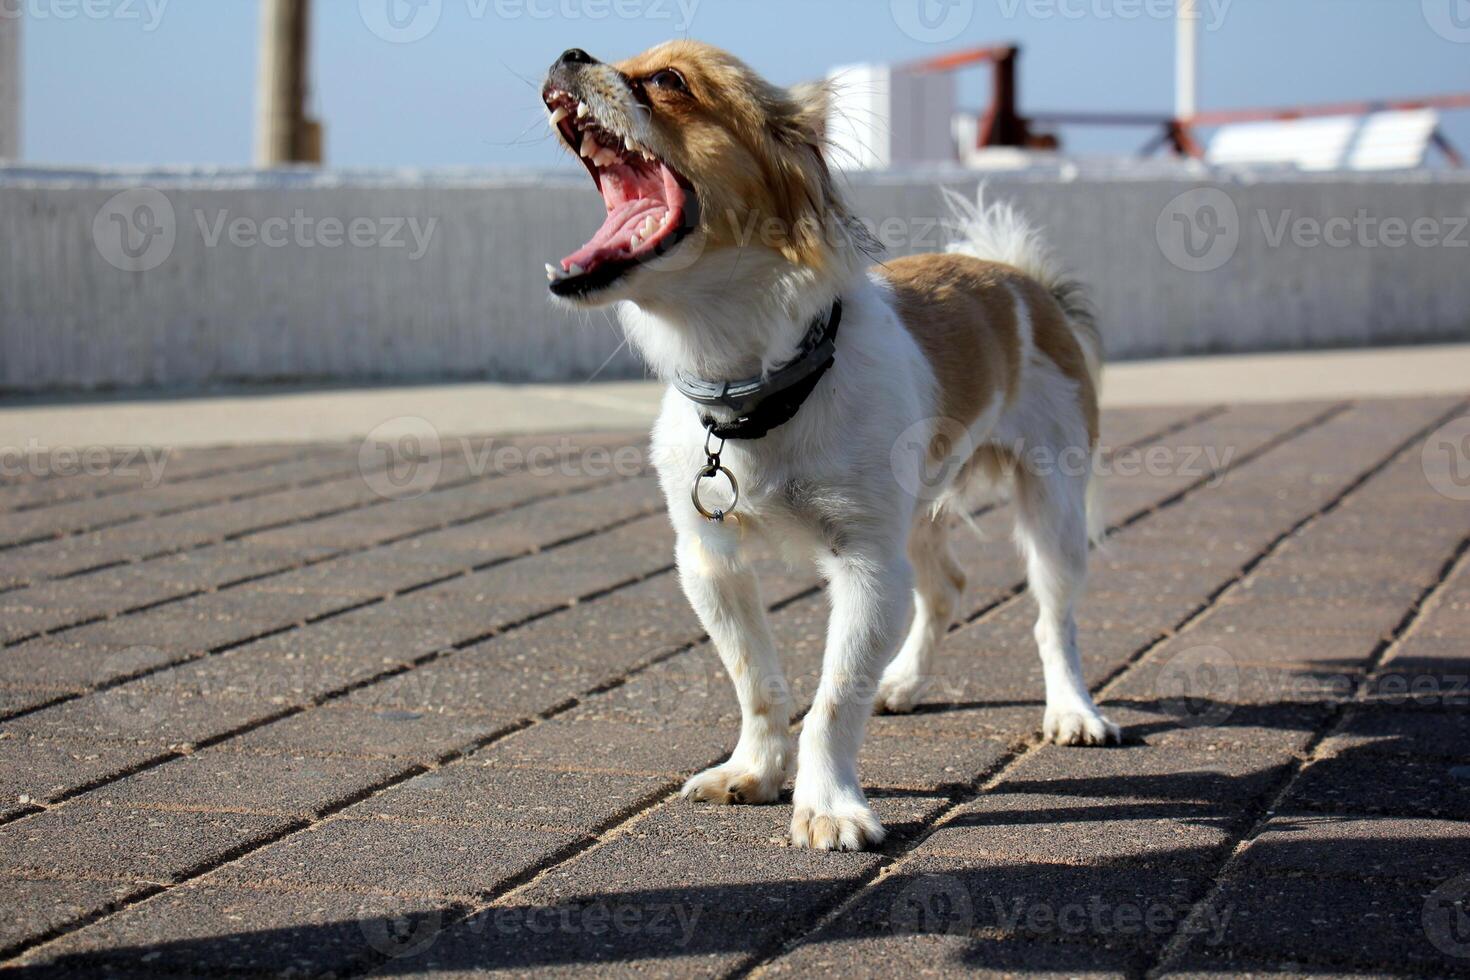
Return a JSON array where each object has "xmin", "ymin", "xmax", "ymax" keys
[{"xmin": 1, "ymin": 1, "xmax": 1468, "ymax": 393}]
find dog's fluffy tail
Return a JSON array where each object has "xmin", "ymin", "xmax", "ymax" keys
[
  {"xmin": 941, "ymin": 185, "xmax": 1107, "ymax": 547},
  {"xmin": 940, "ymin": 186, "xmax": 1102, "ymax": 389}
]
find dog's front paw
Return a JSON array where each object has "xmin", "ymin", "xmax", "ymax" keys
[
  {"xmin": 1043, "ymin": 704, "xmax": 1123, "ymax": 746},
  {"xmin": 874, "ymin": 670, "xmax": 923, "ymax": 714},
  {"xmin": 790, "ymin": 800, "xmax": 885, "ymax": 851},
  {"xmin": 681, "ymin": 762, "xmax": 783, "ymax": 805}
]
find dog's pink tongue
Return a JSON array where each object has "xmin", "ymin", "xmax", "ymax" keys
[{"xmin": 561, "ymin": 198, "xmax": 667, "ymax": 271}]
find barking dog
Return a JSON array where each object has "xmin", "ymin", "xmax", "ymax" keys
[{"xmin": 542, "ymin": 41, "xmax": 1118, "ymax": 852}]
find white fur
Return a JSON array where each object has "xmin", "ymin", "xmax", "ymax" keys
[{"xmin": 580, "ymin": 175, "xmax": 1117, "ymax": 848}]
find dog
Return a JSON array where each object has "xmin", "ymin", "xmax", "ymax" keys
[{"xmin": 541, "ymin": 40, "xmax": 1119, "ymax": 852}]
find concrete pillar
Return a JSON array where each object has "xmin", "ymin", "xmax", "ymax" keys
[
  {"xmin": 0, "ymin": 8, "xmax": 19, "ymax": 160},
  {"xmin": 254, "ymin": 0, "xmax": 317, "ymax": 166}
]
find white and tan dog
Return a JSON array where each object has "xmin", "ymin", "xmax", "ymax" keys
[{"xmin": 541, "ymin": 41, "xmax": 1119, "ymax": 851}]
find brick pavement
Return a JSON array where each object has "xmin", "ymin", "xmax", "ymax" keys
[{"xmin": 0, "ymin": 396, "xmax": 1467, "ymax": 978}]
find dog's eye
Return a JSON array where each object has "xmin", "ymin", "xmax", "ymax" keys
[{"xmin": 647, "ymin": 69, "xmax": 688, "ymax": 93}]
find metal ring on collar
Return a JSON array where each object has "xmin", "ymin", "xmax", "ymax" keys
[{"xmin": 690, "ymin": 465, "xmax": 739, "ymax": 522}]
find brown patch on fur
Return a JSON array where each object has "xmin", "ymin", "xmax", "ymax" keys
[
  {"xmin": 882, "ymin": 253, "xmax": 1098, "ymax": 447},
  {"xmin": 1014, "ymin": 277, "xmax": 1100, "ymax": 445},
  {"xmin": 881, "ymin": 253, "xmax": 1023, "ymax": 434}
]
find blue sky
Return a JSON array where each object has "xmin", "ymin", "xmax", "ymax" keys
[{"xmin": 16, "ymin": 0, "xmax": 1470, "ymax": 168}]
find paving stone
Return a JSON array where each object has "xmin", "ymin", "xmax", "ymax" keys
[
  {"xmin": 485, "ymin": 717, "xmax": 734, "ymax": 777},
  {"xmin": 88, "ymin": 749, "xmax": 405, "ymax": 817},
  {"xmin": 222, "ymin": 704, "xmax": 511, "ymax": 761},
  {"xmin": 1280, "ymin": 754, "xmax": 1470, "ymax": 820},
  {"xmin": 994, "ymin": 736, "xmax": 1300, "ymax": 819},
  {"xmin": 765, "ymin": 930, "xmax": 1142, "ymax": 979},
  {"xmin": 859, "ymin": 732, "xmax": 1012, "ymax": 792},
  {"xmin": 450, "ymin": 833, "xmax": 881, "ymax": 974},
  {"xmin": 0, "ymin": 803, "xmax": 297, "ymax": 884},
  {"xmin": 0, "ymin": 638, "xmax": 185, "ymax": 692},
  {"xmin": 212, "ymin": 817, "xmax": 581, "ymax": 899},
  {"xmin": 0, "ymin": 877, "xmax": 141, "ymax": 958},
  {"xmin": 1235, "ymin": 813, "xmax": 1470, "ymax": 882},
  {"xmin": 1320, "ymin": 703, "xmax": 1470, "ymax": 761},
  {"xmin": 359, "ymin": 761, "xmax": 673, "ymax": 833},
  {"xmin": 19, "ymin": 883, "xmax": 449, "ymax": 978},
  {"xmin": 6, "ymin": 684, "xmax": 284, "ymax": 749},
  {"xmin": 0, "ymin": 735, "xmax": 166, "ymax": 807},
  {"xmin": 782, "ymin": 853, "xmax": 1200, "ymax": 956},
  {"xmin": 1178, "ymin": 874, "xmax": 1470, "ymax": 976},
  {"xmin": 925, "ymin": 788, "xmax": 1234, "ymax": 872}
]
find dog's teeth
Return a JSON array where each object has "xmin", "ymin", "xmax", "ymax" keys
[
  {"xmin": 593, "ymin": 148, "xmax": 619, "ymax": 167},
  {"xmin": 545, "ymin": 263, "xmax": 560, "ymax": 281},
  {"xmin": 576, "ymin": 102, "xmax": 589, "ymax": 119},
  {"xmin": 641, "ymin": 216, "xmax": 658, "ymax": 238},
  {"xmin": 579, "ymin": 132, "xmax": 598, "ymax": 158},
  {"xmin": 568, "ymin": 263, "xmax": 585, "ymax": 276},
  {"xmin": 548, "ymin": 106, "xmax": 569, "ymax": 125},
  {"xmin": 630, "ymin": 235, "xmax": 642, "ymax": 250}
]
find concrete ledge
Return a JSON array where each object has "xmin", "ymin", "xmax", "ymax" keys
[{"xmin": 3, "ymin": 165, "xmax": 1468, "ymax": 393}]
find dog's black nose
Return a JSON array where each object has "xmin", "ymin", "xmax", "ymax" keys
[{"xmin": 557, "ymin": 48, "xmax": 596, "ymax": 67}]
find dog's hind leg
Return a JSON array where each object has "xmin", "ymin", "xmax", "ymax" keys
[
  {"xmin": 875, "ymin": 514, "xmax": 966, "ymax": 714},
  {"xmin": 1011, "ymin": 457, "xmax": 1121, "ymax": 746},
  {"xmin": 676, "ymin": 533, "xmax": 794, "ymax": 805}
]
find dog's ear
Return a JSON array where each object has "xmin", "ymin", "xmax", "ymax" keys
[
  {"xmin": 760, "ymin": 80, "xmax": 848, "ymax": 269},
  {"xmin": 783, "ymin": 81, "xmax": 831, "ymax": 152}
]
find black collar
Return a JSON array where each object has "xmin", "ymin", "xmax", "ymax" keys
[{"xmin": 673, "ymin": 299, "xmax": 842, "ymax": 440}]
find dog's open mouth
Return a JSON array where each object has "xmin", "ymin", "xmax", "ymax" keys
[{"xmin": 543, "ymin": 88, "xmax": 695, "ymax": 297}]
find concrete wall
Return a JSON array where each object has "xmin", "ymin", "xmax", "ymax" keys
[
  {"xmin": 2, "ymin": 165, "xmax": 1468, "ymax": 393},
  {"xmin": 0, "ymin": 12, "xmax": 17, "ymax": 160}
]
